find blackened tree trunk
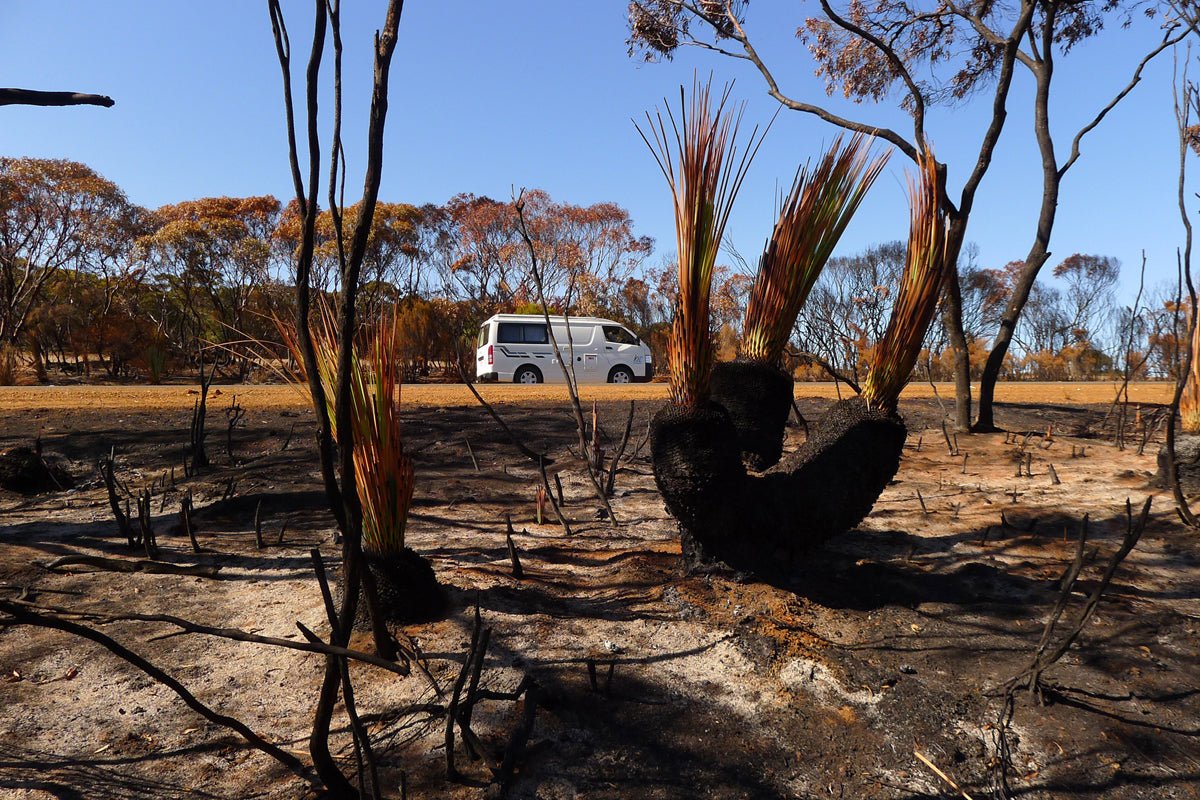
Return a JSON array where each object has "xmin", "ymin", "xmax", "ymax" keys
[
  {"xmin": 0, "ymin": 88, "xmax": 114, "ymax": 107},
  {"xmin": 976, "ymin": 19, "xmax": 1059, "ymax": 432},
  {"xmin": 941, "ymin": 217, "xmax": 973, "ymax": 432}
]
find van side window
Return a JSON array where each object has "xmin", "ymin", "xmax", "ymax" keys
[
  {"xmin": 497, "ymin": 323, "xmax": 522, "ymax": 343},
  {"xmin": 498, "ymin": 322, "xmax": 549, "ymax": 344},
  {"xmin": 522, "ymin": 323, "xmax": 549, "ymax": 344},
  {"xmin": 603, "ymin": 326, "xmax": 639, "ymax": 345},
  {"xmin": 553, "ymin": 325, "xmax": 593, "ymax": 345}
]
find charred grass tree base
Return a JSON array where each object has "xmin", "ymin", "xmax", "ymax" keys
[
  {"xmin": 709, "ymin": 359, "xmax": 794, "ymax": 471},
  {"xmin": 0, "ymin": 446, "xmax": 74, "ymax": 495},
  {"xmin": 1155, "ymin": 434, "xmax": 1200, "ymax": 495},
  {"xmin": 650, "ymin": 402, "xmax": 744, "ymax": 571},
  {"xmin": 651, "ymin": 397, "xmax": 906, "ymax": 579},
  {"xmin": 338, "ymin": 548, "xmax": 446, "ymax": 629},
  {"xmin": 745, "ymin": 399, "xmax": 906, "ymax": 568}
]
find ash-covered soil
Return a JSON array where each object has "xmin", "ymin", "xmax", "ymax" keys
[{"xmin": 1, "ymin": 390, "xmax": 1198, "ymax": 799}]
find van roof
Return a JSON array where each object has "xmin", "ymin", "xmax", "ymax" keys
[{"xmin": 483, "ymin": 314, "xmax": 627, "ymax": 327}]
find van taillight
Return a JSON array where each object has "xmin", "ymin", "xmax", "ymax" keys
[{"xmin": 487, "ymin": 345, "xmax": 493, "ymax": 365}]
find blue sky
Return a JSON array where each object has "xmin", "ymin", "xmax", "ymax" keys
[{"xmin": 1, "ymin": 1, "xmax": 1191, "ymax": 304}]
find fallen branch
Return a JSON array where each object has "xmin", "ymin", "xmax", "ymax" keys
[
  {"xmin": 914, "ymin": 748, "xmax": 975, "ymax": 800},
  {"xmin": 0, "ymin": 600, "xmax": 306, "ymax": 777},
  {"xmin": 4, "ymin": 596, "xmax": 416, "ymax": 680},
  {"xmin": 36, "ymin": 555, "xmax": 221, "ymax": 578},
  {"xmin": 457, "ymin": 364, "xmax": 551, "ymax": 465}
]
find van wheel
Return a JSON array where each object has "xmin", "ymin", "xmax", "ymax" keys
[
  {"xmin": 609, "ymin": 366, "xmax": 634, "ymax": 384},
  {"xmin": 514, "ymin": 365, "xmax": 542, "ymax": 384}
]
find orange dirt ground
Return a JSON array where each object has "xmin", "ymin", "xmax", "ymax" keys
[{"xmin": 0, "ymin": 380, "xmax": 1173, "ymax": 412}]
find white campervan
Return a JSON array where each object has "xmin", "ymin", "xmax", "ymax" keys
[{"xmin": 475, "ymin": 314, "xmax": 654, "ymax": 384}]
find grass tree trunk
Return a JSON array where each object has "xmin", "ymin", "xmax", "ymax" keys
[
  {"xmin": 656, "ymin": 392, "xmax": 907, "ymax": 576},
  {"xmin": 709, "ymin": 359, "xmax": 794, "ymax": 470}
]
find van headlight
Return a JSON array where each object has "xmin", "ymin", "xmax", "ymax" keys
[{"xmin": 645, "ymin": 353, "xmax": 652, "ymax": 363}]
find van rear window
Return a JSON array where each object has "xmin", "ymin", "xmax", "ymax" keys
[{"xmin": 498, "ymin": 322, "xmax": 549, "ymax": 344}]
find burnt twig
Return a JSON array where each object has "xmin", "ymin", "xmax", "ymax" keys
[
  {"xmin": 456, "ymin": 365, "xmax": 551, "ymax": 465},
  {"xmin": 99, "ymin": 450, "xmax": 133, "ymax": 545},
  {"xmin": 605, "ymin": 400, "xmax": 636, "ymax": 497},
  {"xmin": 1009, "ymin": 498, "xmax": 1152, "ymax": 699},
  {"xmin": 505, "ymin": 515, "xmax": 524, "ymax": 580},
  {"xmin": 538, "ymin": 457, "xmax": 572, "ymax": 535},
  {"xmin": 180, "ymin": 492, "xmax": 200, "ymax": 553}
]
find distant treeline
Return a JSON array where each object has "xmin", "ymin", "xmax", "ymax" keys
[{"xmin": 0, "ymin": 157, "xmax": 1184, "ymax": 385}]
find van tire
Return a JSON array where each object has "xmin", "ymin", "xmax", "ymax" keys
[
  {"xmin": 608, "ymin": 366, "xmax": 634, "ymax": 384},
  {"xmin": 514, "ymin": 365, "xmax": 543, "ymax": 384}
]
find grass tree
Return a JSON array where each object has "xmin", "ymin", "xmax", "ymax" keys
[
  {"xmin": 638, "ymin": 78, "xmax": 768, "ymax": 567},
  {"xmin": 278, "ymin": 304, "xmax": 419, "ymax": 562},
  {"xmin": 649, "ymin": 133, "xmax": 950, "ymax": 577}
]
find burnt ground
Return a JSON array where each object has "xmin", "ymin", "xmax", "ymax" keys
[{"xmin": 1, "ymin": 391, "xmax": 1199, "ymax": 799}]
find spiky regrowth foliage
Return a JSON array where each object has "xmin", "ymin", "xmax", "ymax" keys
[
  {"xmin": 637, "ymin": 78, "xmax": 767, "ymax": 407},
  {"xmin": 1181, "ymin": 308, "xmax": 1200, "ymax": 433},
  {"xmin": 741, "ymin": 134, "xmax": 889, "ymax": 364},
  {"xmin": 278, "ymin": 304, "xmax": 413, "ymax": 556},
  {"xmin": 861, "ymin": 151, "xmax": 949, "ymax": 412}
]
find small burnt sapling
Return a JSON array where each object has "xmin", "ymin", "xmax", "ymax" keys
[{"xmin": 281, "ymin": 304, "xmax": 444, "ymax": 626}]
